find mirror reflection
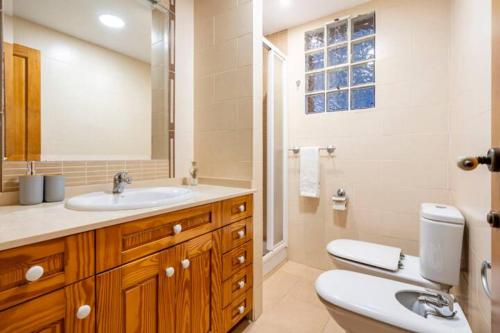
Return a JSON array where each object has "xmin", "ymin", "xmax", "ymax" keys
[{"xmin": 3, "ymin": 0, "xmax": 173, "ymax": 162}]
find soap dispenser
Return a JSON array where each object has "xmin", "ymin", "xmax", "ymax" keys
[
  {"xmin": 19, "ymin": 161, "xmax": 44, "ymax": 205},
  {"xmin": 189, "ymin": 161, "xmax": 198, "ymax": 186}
]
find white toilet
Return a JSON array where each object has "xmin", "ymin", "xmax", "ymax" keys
[
  {"xmin": 315, "ymin": 203, "xmax": 471, "ymax": 332},
  {"xmin": 327, "ymin": 203, "xmax": 465, "ymax": 291}
]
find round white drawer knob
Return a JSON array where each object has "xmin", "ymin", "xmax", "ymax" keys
[
  {"xmin": 238, "ymin": 205, "xmax": 245, "ymax": 213},
  {"xmin": 237, "ymin": 230, "xmax": 245, "ymax": 239},
  {"xmin": 165, "ymin": 267, "xmax": 175, "ymax": 277},
  {"xmin": 238, "ymin": 305, "xmax": 245, "ymax": 314},
  {"xmin": 181, "ymin": 259, "xmax": 190, "ymax": 269},
  {"xmin": 76, "ymin": 305, "xmax": 91, "ymax": 320},
  {"xmin": 238, "ymin": 280, "xmax": 245, "ymax": 289},
  {"xmin": 173, "ymin": 224, "xmax": 182, "ymax": 235},
  {"xmin": 237, "ymin": 256, "xmax": 245, "ymax": 264},
  {"xmin": 25, "ymin": 265, "xmax": 44, "ymax": 282}
]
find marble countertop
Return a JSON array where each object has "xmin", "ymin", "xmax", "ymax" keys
[{"xmin": 0, "ymin": 184, "xmax": 255, "ymax": 251}]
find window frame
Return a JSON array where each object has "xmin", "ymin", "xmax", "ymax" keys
[{"xmin": 304, "ymin": 12, "xmax": 376, "ymax": 114}]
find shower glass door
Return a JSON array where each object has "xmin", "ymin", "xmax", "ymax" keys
[{"xmin": 263, "ymin": 38, "xmax": 287, "ymax": 256}]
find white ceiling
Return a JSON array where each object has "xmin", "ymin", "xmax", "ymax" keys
[
  {"xmin": 264, "ymin": 0, "xmax": 371, "ymax": 35},
  {"xmin": 7, "ymin": 0, "xmax": 152, "ymax": 62}
]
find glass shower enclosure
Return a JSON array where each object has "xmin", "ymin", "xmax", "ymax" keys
[{"xmin": 262, "ymin": 38, "xmax": 287, "ymax": 274}]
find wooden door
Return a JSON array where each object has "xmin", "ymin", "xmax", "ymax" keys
[
  {"xmin": 96, "ymin": 247, "xmax": 177, "ymax": 333},
  {"xmin": 0, "ymin": 277, "xmax": 95, "ymax": 333},
  {"xmin": 493, "ymin": 1, "xmax": 500, "ymax": 330},
  {"xmin": 3, "ymin": 42, "xmax": 41, "ymax": 161},
  {"xmin": 176, "ymin": 231, "xmax": 223, "ymax": 333}
]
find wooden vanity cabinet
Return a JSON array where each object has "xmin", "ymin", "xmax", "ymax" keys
[
  {"xmin": 96, "ymin": 231, "xmax": 223, "ymax": 333},
  {"xmin": 0, "ymin": 194, "xmax": 253, "ymax": 333}
]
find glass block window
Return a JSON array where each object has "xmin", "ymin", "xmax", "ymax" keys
[
  {"xmin": 306, "ymin": 93, "xmax": 326, "ymax": 113},
  {"xmin": 351, "ymin": 38, "xmax": 375, "ymax": 62},
  {"xmin": 327, "ymin": 67, "xmax": 348, "ymax": 90},
  {"xmin": 304, "ymin": 12, "xmax": 376, "ymax": 114},
  {"xmin": 327, "ymin": 90, "xmax": 348, "ymax": 111},
  {"xmin": 306, "ymin": 72, "xmax": 325, "ymax": 92},
  {"xmin": 305, "ymin": 51, "xmax": 324, "ymax": 71},
  {"xmin": 305, "ymin": 28, "xmax": 325, "ymax": 51},
  {"xmin": 352, "ymin": 13, "xmax": 376, "ymax": 39},
  {"xmin": 327, "ymin": 20, "xmax": 348, "ymax": 45},
  {"xmin": 351, "ymin": 61, "xmax": 375, "ymax": 86},
  {"xmin": 351, "ymin": 86, "xmax": 375, "ymax": 109},
  {"xmin": 327, "ymin": 45, "xmax": 348, "ymax": 66}
]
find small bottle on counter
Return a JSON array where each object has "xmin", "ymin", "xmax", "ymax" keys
[{"xmin": 189, "ymin": 161, "xmax": 198, "ymax": 186}]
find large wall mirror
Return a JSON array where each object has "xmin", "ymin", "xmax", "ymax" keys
[{"xmin": 1, "ymin": 0, "xmax": 175, "ymax": 183}]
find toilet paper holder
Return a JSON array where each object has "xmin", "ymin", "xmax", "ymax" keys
[{"xmin": 332, "ymin": 188, "xmax": 348, "ymax": 210}]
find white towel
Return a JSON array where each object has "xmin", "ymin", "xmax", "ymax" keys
[{"xmin": 299, "ymin": 146, "xmax": 320, "ymax": 198}]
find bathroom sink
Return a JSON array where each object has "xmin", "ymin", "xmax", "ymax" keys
[{"xmin": 65, "ymin": 187, "xmax": 193, "ymax": 211}]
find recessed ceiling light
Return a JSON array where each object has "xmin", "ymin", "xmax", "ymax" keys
[
  {"xmin": 99, "ymin": 14, "xmax": 125, "ymax": 29},
  {"xmin": 280, "ymin": 0, "xmax": 291, "ymax": 6}
]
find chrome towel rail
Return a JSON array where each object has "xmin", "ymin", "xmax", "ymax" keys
[{"xmin": 288, "ymin": 145, "xmax": 336, "ymax": 155}]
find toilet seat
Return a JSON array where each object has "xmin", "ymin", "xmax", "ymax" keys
[
  {"xmin": 315, "ymin": 270, "xmax": 472, "ymax": 333},
  {"xmin": 327, "ymin": 239, "xmax": 445, "ymax": 290}
]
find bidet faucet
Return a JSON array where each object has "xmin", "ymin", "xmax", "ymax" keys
[
  {"xmin": 418, "ymin": 289, "xmax": 456, "ymax": 319},
  {"xmin": 421, "ymin": 289, "xmax": 455, "ymax": 312},
  {"xmin": 113, "ymin": 171, "xmax": 132, "ymax": 194}
]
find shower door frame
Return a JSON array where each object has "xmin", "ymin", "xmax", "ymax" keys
[{"xmin": 263, "ymin": 37, "xmax": 288, "ymax": 274}]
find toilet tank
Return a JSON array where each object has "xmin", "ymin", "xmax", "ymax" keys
[{"xmin": 419, "ymin": 203, "xmax": 465, "ymax": 287}]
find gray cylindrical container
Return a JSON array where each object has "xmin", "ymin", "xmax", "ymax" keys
[
  {"xmin": 44, "ymin": 175, "xmax": 65, "ymax": 202},
  {"xmin": 19, "ymin": 175, "xmax": 44, "ymax": 205}
]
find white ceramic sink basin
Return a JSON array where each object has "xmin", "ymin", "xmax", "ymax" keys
[{"xmin": 65, "ymin": 187, "xmax": 193, "ymax": 211}]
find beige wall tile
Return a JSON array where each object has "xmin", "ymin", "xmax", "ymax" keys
[
  {"xmin": 280, "ymin": 0, "xmax": 490, "ymax": 330},
  {"xmin": 2, "ymin": 160, "xmax": 169, "ymax": 194},
  {"xmin": 237, "ymin": 33, "xmax": 253, "ymax": 67},
  {"xmin": 214, "ymin": 1, "xmax": 252, "ymax": 43},
  {"xmin": 194, "ymin": 0, "xmax": 254, "ymax": 183}
]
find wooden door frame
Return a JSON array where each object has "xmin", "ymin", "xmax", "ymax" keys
[{"xmin": 492, "ymin": 0, "xmax": 500, "ymax": 331}]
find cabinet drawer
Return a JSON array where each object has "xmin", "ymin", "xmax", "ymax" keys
[
  {"xmin": 96, "ymin": 202, "xmax": 221, "ymax": 272},
  {"xmin": 0, "ymin": 232, "xmax": 94, "ymax": 311},
  {"xmin": 223, "ymin": 288, "xmax": 252, "ymax": 332},
  {"xmin": 222, "ymin": 241, "xmax": 253, "ymax": 281},
  {"xmin": 0, "ymin": 276, "xmax": 95, "ymax": 333},
  {"xmin": 222, "ymin": 218, "xmax": 253, "ymax": 253},
  {"xmin": 222, "ymin": 195, "xmax": 253, "ymax": 226},
  {"xmin": 222, "ymin": 265, "xmax": 253, "ymax": 308}
]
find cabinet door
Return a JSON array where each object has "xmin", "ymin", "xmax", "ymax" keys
[
  {"xmin": 96, "ymin": 248, "xmax": 177, "ymax": 333},
  {"xmin": 176, "ymin": 231, "xmax": 222, "ymax": 333},
  {"xmin": 0, "ymin": 277, "xmax": 95, "ymax": 333}
]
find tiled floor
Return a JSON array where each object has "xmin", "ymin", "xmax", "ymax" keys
[{"xmin": 240, "ymin": 261, "xmax": 345, "ymax": 333}]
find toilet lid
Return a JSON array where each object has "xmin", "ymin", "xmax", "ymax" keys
[
  {"xmin": 421, "ymin": 203, "xmax": 465, "ymax": 225},
  {"xmin": 327, "ymin": 239, "xmax": 402, "ymax": 272}
]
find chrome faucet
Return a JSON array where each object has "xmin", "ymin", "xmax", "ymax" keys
[
  {"xmin": 418, "ymin": 289, "xmax": 456, "ymax": 319},
  {"xmin": 113, "ymin": 171, "xmax": 132, "ymax": 194}
]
